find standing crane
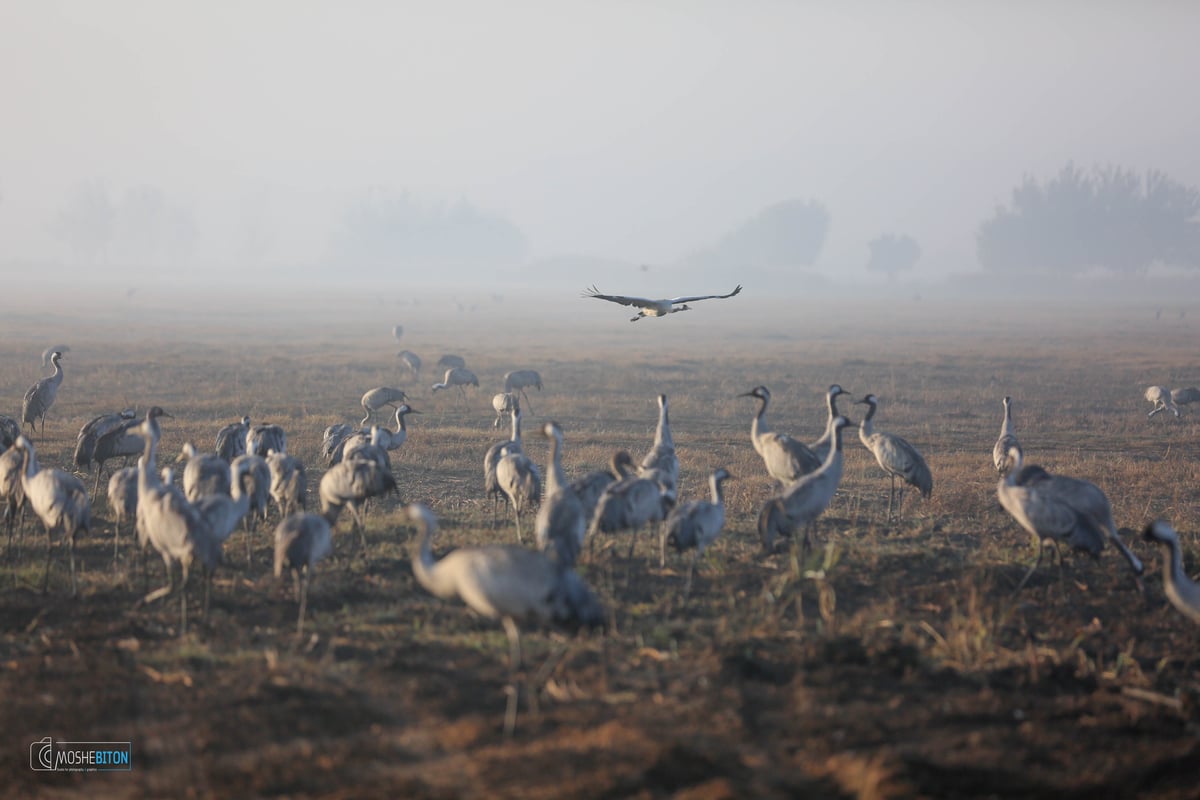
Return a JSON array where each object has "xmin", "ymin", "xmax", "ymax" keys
[
  {"xmin": 589, "ymin": 451, "xmax": 671, "ymax": 562},
  {"xmin": 180, "ymin": 442, "xmax": 232, "ymax": 502},
  {"xmin": 570, "ymin": 451, "xmax": 626, "ymax": 526},
  {"xmin": 484, "ymin": 402, "xmax": 526, "ymax": 523},
  {"xmin": 107, "ymin": 466, "xmax": 138, "ymax": 561},
  {"xmin": 135, "ymin": 407, "xmax": 221, "ymax": 634},
  {"xmin": 360, "ymin": 387, "xmax": 408, "ymax": 426},
  {"xmin": 397, "ymin": 350, "xmax": 421, "ymax": 380},
  {"xmin": 758, "ymin": 416, "xmax": 851, "ymax": 558},
  {"xmin": 1142, "ymin": 521, "xmax": 1200, "ymax": 624},
  {"xmin": 503, "ymin": 370, "xmax": 544, "ymax": 414},
  {"xmin": 74, "ymin": 409, "xmax": 141, "ymax": 497},
  {"xmin": 992, "ymin": 396, "xmax": 1022, "ymax": 476},
  {"xmin": 1, "ymin": 442, "xmax": 35, "ymax": 549},
  {"xmin": 583, "ymin": 284, "xmax": 742, "ymax": 321},
  {"xmin": 431, "ymin": 367, "xmax": 479, "ymax": 403},
  {"xmin": 535, "ymin": 420, "xmax": 586, "ymax": 568},
  {"xmin": 407, "ymin": 502, "xmax": 604, "ymax": 736},
  {"xmin": 13, "ymin": 436, "xmax": 91, "ymax": 594},
  {"xmin": 495, "ymin": 440, "xmax": 542, "ymax": 545},
  {"xmin": 214, "ymin": 416, "xmax": 251, "ymax": 462},
  {"xmin": 274, "ymin": 512, "xmax": 334, "ymax": 634},
  {"xmin": 266, "ymin": 450, "xmax": 307, "ymax": 520},
  {"xmin": 739, "ymin": 386, "xmax": 822, "ymax": 484},
  {"xmin": 318, "ymin": 457, "xmax": 397, "ymax": 550},
  {"xmin": 996, "ymin": 445, "xmax": 1108, "ymax": 594},
  {"xmin": 246, "ymin": 423, "xmax": 287, "ymax": 458},
  {"xmin": 639, "ymin": 393, "xmax": 679, "ymax": 507},
  {"xmin": 855, "ymin": 394, "xmax": 932, "ymax": 522},
  {"xmin": 21, "ymin": 350, "xmax": 65, "ymax": 435},
  {"xmin": 661, "ymin": 468, "xmax": 733, "ymax": 596}
]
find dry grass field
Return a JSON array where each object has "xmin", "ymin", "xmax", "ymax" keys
[{"xmin": 1, "ymin": 283, "xmax": 1198, "ymax": 798}]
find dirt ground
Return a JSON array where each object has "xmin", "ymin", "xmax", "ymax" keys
[{"xmin": 1, "ymin": 288, "xmax": 1198, "ymax": 798}]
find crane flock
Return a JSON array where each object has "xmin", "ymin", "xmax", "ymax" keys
[{"xmin": 0, "ymin": 336, "xmax": 1196, "ymax": 740}]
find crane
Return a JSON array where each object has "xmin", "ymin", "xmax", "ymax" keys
[
  {"xmin": 274, "ymin": 512, "xmax": 334, "ymax": 634},
  {"xmin": 661, "ymin": 468, "xmax": 733, "ymax": 596},
  {"xmin": 583, "ymin": 284, "xmax": 742, "ymax": 321},
  {"xmin": 21, "ymin": 350, "xmax": 65, "ymax": 435},
  {"xmin": 856, "ymin": 394, "xmax": 932, "ymax": 522},
  {"xmin": 758, "ymin": 416, "xmax": 851, "ymax": 558},
  {"xmin": 992, "ymin": 396, "xmax": 1021, "ymax": 476},
  {"xmin": 739, "ymin": 386, "xmax": 822, "ymax": 484},
  {"xmin": 13, "ymin": 436, "xmax": 92, "ymax": 594},
  {"xmin": 1142, "ymin": 521, "xmax": 1200, "ymax": 624},
  {"xmin": 535, "ymin": 420, "xmax": 586, "ymax": 568}
]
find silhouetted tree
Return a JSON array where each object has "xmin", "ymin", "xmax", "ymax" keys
[
  {"xmin": 977, "ymin": 163, "xmax": 1200, "ymax": 274},
  {"xmin": 685, "ymin": 198, "xmax": 830, "ymax": 272},
  {"xmin": 53, "ymin": 180, "xmax": 115, "ymax": 262},
  {"xmin": 865, "ymin": 234, "xmax": 920, "ymax": 280},
  {"xmin": 331, "ymin": 186, "xmax": 527, "ymax": 273}
]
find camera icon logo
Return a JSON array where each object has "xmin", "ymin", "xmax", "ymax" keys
[{"xmin": 30, "ymin": 737, "xmax": 55, "ymax": 771}]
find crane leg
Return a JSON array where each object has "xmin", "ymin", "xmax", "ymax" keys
[
  {"xmin": 683, "ymin": 550, "xmax": 698, "ymax": 600},
  {"xmin": 886, "ymin": 475, "xmax": 896, "ymax": 520},
  {"xmin": 520, "ymin": 390, "xmax": 534, "ymax": 415},
  {"xmin": 68, "ymin": 535, "xmax": 77, "ymax": 597},
  {"xmin": 297, "ymin": 571, "xmax": 310, "ymax": 635},
  {"xmin": 180, "ymin": 562, "xmax": 190, "ymax": 635},
  {"xmin": 1013, "ymin": 537, "xmax": 1045, "ymax": 595},
  {"xmin": 41, "ymin": 529, "xmax": 53, "ymax": 594},
  {"xmin": 896, "ymin": 487, "xmax": 907, "ymax": 522},
  {"xmin": 203, "ymin": 567, "xmax": 212, "ymax": 621}
]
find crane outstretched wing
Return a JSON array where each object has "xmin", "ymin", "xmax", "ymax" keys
[
  {"xmin": 582, "ymin": 286, "xmax": 654, "ymax": 307},
  {"xmin": 666, "ymin": 284, "xmax": 743, "ymax": 305}
]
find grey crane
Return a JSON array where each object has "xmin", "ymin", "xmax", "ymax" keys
[
  {"xmin": 570, "ymin": 451, "xmax": 626, "ymax": 527},
  {"xmin": 535, "ymin": 420, "xmax": 586, "ymax": 568},
  {"xmin": 1, "ymin": 414, "xmax": 21, "ymax": 451},
  {"xmin": 856, "ymin": 394, "xmax": 932, "ymax": 522},
  {"xmin": 1170, "ymin": 386, "xmax": 1200, "ymax": 410},
  {"xmin": 1010, "ymin": 457, "xmax": 1144, "ymax": 585},
  {"xmin": 808, "ymin": 384, "xmax": 849, "ymax": 463},
  {"xmin": 107, "ymin": 466, "xmax": 138, "ymax": 561},
  {"xmin": 392, "ymin": 324, "xmax": 404, "ymax": 342},
  {"xmin": 214, "ymin": 416, "xmax": 250, "ymax": 462},
  {"xmin": 589, "ymin": 451, "xmax": 672, "ymax": 561},
  {"xmin": 638, "ymin": 393, "xmax": 679, "ymax": 508},
  {"xmin": 134, "ymin": 406, "xmax": 222, "ymax": 633},
  {"xmin": 583, "ymin": 284, "xmax": 743, "ymax": 321},
  {"xmin": 997, "ymin": 445, "xmax": 1109, "ymax": 594},
  {"xmin": 739, "ymin": 386, "xmax": 822, "ymax": 484},
  {"xmin": 495, "ymin": 443, "xmax": 542, "ymax": 544},
  {"xmin": 180, "ymin": 442, "xmax": 231, "ymax": 503},
  {"xmin": 193, "ymin": 463, "xmax": 253, "ymax": 561},
  {"xmin": 758, "ymin": 416, "xmax": 851, "ymax": 557},
  {"xmin": 267, "ymin": 450, "xmax": 307, "ymax": 520},
  {"xmin": 492, "ymin": 392, "xmax": 517, "ymax": 428},
  {"xmin": 341, "ymin": 426, "xmax": 393, "ymax": 473},
  {"xmin": 992, "ymin": 395, "xmax": 1022, "ymax": 476},
  {"xmin": 73, "ymin": 409, "xmax": 140, "ymax": 496},
  {"xmin": 318, "ymin": 457, "xmax": 397, "ymax": 549},
  {"xmin": 320, "ymin": 423, "xmax": 356, "ymax": 466},
  {"xmin": 1142, "ymin": 521, "xmax": 1200, "ymax": 624},
  {"xmin": 0, "ymin": 442, "xmax": 34, "ymax": 549},
  {"xmin": 431, "ymin": 367, "xmax": 479, "ymax": 402},
  {"xmin": 407, "ymin": 502, "xmax": 604, "ymax": 735},
  {"xmin": 503, "ymin": 370, "xmax": 544, "ymax": 414},
  {"xmin": 274, "ymin": 512, "xmax": 334, "ymax": 634},
  {"xmin": 246, "ymin": 423, "xmax": 287, "ymax": 458},
  {"xmin": 436, "ymin": 354, "xmax": 466, "ymax": 370},
  {"xmin": 397, "ymin": 350, "xmax": 421, "ymax": 380},
  {"xmin": 41, "ymin": 344, "xmax": 70, "ymax": 366},
  {"xmin": 484, "ymin": 402, "xmax": 526, "ymax": 522},
  {"xmin": 13, "ymin": 436, "xmax": 91, "ymax": 594},
  {"xmin": 21, "ymin": 350, "xmax": 65, "ymax": 435},
  {"xmin": 661, "ymin": 468, "xmax": 733, "ymax": 596},
  {"xmin": 1145, "ymin": 385, "xmax": 1178, "ymax": 418},
  {"xmin": 360, "ymin": 387, "xmax": 408, "ymax": 426},
  {"xmin": 232, "ymin": 453, "xmax": 272, "ymax": 534}
]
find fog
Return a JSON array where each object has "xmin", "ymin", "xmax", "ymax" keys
[{"xmin": 2, "ymin": 1, "xmax": 1199, "ymax": 293}]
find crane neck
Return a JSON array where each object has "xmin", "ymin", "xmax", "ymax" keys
[
  {"xmin": 410, "ymin": 512, "xmax": 457, "ymax": 600},
  {"xmin": 750, "ymin": 394, "xmax": 772, "ymax": 440},
  {"xmin": 857, "ymin": 402, "xmax": 877, "ymax": 443},
  {"xmin": 546, "ymin": 430, "xmax": 567, "ymax": 494},
  {"xmin": 511, "ymin": 409, "xmax": 523, "ymax": 444},
  {"xmin": 709, "ymin": 474, "xmax": 727, "ymax": 505},
  {"xmin": 1000, "ymin": 401, "xmax": 1015, "ymax": 437},
  {"xmin": 654, "ymin": 400, "xmax": 674, "ymax": 449}
]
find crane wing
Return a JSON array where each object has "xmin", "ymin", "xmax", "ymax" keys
[
  {"xmin": 581, "ymin": 286, "xmax": 655, "ymax": 308},
  {"xmin": 666, "ymin": 284, "xmax": 743, "ymax": 305}
]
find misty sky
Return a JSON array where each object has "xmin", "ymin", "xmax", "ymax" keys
[{"xmin": 2, "ymin": 1, "xmax": 1198, "ymax": 281}]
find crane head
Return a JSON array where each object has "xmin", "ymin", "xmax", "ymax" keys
[
  {"xmin": 1143, "ymin": 520, "xmax": 1180, "ymax": 547},
  {"xmin": 738, "ymin": 386, "xmax": 769, "ymax": 400}
]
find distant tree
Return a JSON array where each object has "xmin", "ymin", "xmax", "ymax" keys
[
  {"xmin": 685, "ymin": 198, "xmax": 830, "ymax": 272},
  {"xmin": 977, "ymin": 163, "xmax": 1200, "ymax": 274},
  {"xmin": 52, "ymin": 180, "xmax": 115, "ymax": 262},
  {"xmin": 331, "ymin": 187, "xmax": 527, "ymax": 273},
  {"xmin": 865, "ymin": 234, "xmax": 920, "ymax": 280}
]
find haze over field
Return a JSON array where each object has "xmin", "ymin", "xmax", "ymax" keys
[{"xmin": 2, "ymin": 1, "xmax": 1199, "ymax": 293}]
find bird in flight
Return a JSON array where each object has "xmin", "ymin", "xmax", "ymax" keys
[{"xmin": 582, "ymin": 284, "xmax": 743, "ymax": 322}]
